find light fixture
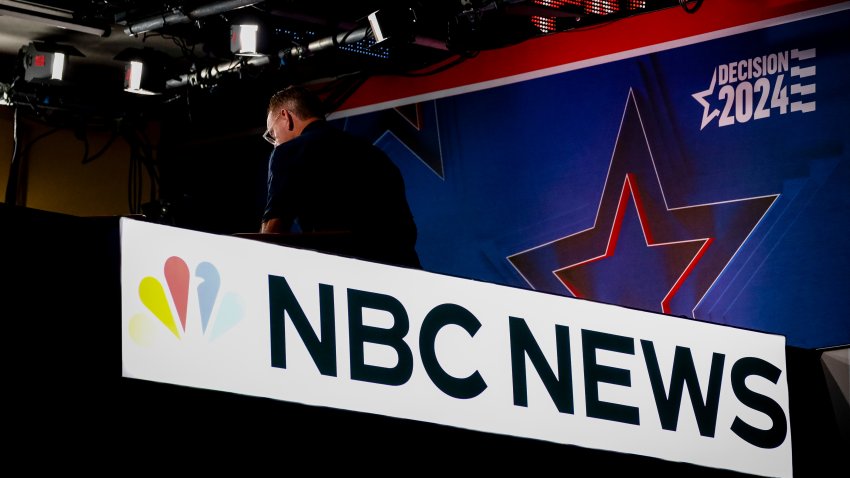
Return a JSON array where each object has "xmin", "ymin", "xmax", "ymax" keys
[
  {"xmin": 366, "ymin": 8, "xmax": 415, "ymax": 46},
  {"xmin": 367, "ymin": 10, "xmax": 392, "ymax": 45},
  {"xmin": 231, "ymin": 24, "xmax": 262, "ymax": 56},
  {"xmin": 124, "ymin": 61, "xmax": 157, "ymax": 95},
  {"xmin": 51, "ymin": 53, "xmax": 66, "ymax": 80},
  {"xmin": 21, "ymin": 42, "xmax": 83, "ymax": 82},
  {"xmin": 115, "ymin": 48, "xmax": 169, "ymax": 95}
]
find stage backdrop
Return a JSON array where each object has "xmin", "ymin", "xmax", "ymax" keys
[{"xmin": 330, "ymin": 4, "xmax": 849, "ymax": 350}]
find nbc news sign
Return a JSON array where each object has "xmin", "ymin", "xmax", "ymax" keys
[{"xmin": 121, "ymin": 219, "xmax": 791, "ymax": 477}]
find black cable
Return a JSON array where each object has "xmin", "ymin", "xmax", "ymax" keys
[
  {"xmin": 359, "ymin": 26, "xmax": 372, "ymax": 46},
  {"xmin": 129, "ymin": 155, "xmax": 133, "ymax": 213},
  {"xmin": 322, "ymin": 73, "xmax": 370, "ymax": 113},
  {"xmin": 124, "ymin": 124, "xmax": 143, "ymax": 214},
  {"xmin": 135, "ymin": 126, "xmax": 161, "ymax": 202},
  {"xmin": 134, "ymin": 150, "xmax": 142, "ymax": 213},
  {"xmin": 317, "ymin": 42, "xmax": 477, "ymax": 112},
  {"xmin": 128, "ymin": 147, "xmax": 135, "ymax": 213},
  {"xmin": 142, "ymin": 31, "xmax": 196, "ymax": 58},
  {"xmin": 81, "ymin": 131, "xmax": 120, "ymax": 165},
  {"xmin": 397, "ymin": 51, "xmax": 478, "ymax": 77},
  {"xmin": 4, "ymin": 107, "xmax": 20, "ymax": 205},
  {"xmin": 122, "ymin": 122, "xmax": 162, "ymax": 213},
  {"xmin": 186, "ymin": 86, "xmax": 193, "ymax": 123},
  {"xmin": 138, "ymin": 150, "xmax": 144, "ymax": 214},
  {"xmin": 81, "ymin": 134, "xmax": 89, "ymax": 164},
  {"xmin": 5, "ymin": 118, "xmax": 60, "ymax": 206}
]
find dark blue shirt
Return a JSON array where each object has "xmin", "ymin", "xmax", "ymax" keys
[{"xmin": 264, "ymin": 120, "xmax": 420, "ymax": 267}]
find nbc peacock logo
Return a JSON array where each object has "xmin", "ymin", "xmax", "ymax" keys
[{"xmin": 128, "ymin": 255, "xmax": 245, "ymax": 346}]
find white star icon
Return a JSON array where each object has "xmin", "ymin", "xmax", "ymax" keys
[{"xmin": 692, "ymin": 68, "xmax": 720, "ymax": 130}]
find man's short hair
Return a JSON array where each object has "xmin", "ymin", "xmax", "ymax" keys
[{"xmin": 268, "ymin": 85, "xmax": 326, "ymax": 120}]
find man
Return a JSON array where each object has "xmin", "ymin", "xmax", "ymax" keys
[{"xmin": 261, "ymin": 85, "xmax": 421, "ymax": 268}]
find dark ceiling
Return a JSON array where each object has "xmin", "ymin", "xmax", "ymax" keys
[{"xmin": 0, "ymin": 1, "xmax": 695, "ymax": 123}]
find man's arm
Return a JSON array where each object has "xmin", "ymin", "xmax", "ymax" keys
[{"xmin": 262, "ymin": 143, "xmax": 299, "ymax": 233}]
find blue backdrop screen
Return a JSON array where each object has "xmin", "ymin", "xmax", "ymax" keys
[{"xmin": 335, "ymin": 8, "xmax": 850, "ymax": 349}]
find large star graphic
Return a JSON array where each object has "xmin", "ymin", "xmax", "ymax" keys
[{"xmin": 508, "ymin": 90, "xmax": 777, "ymax": 319}]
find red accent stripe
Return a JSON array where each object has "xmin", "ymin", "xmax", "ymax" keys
[
  {"xmin": 661, "ymin": 237, "xmax": 714, "ymax": 314},
  {"xmin": 337, "ymin": 0, "xmax": 842, "ymax": 112},
  {"xmin": 606, "ymin": 174, "xmax": 634, "ymax": 255},
  {"xmin": 561, "ymin": 280, "xmax": 582, "ymax": 299},
  {"xmin": 627, "ymin": 175, "xmax": 654, "ymax": 244}
]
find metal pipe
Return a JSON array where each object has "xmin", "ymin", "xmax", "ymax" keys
[
  {"xmin": 268, "ymin": 8, "xmax": 448, "ymax": 52},
  {"xmin": 284, "ymin": 26, "xmax": 370, "ymax": 61},
  {"xmin": 166, "ymin": 55, "xmax": 271, "ymax": 88},
  {"xmin": 0, "ymin": 3, "xmax": 110, "ymax": 36},
  {"xmin": 124, "ymin": 0, "xmax": 263, "ymax": 36},
  {"xmin": 167, "ymin": 25, "xmax": 373, "ymax": 89},
  {"xmin": 166, "ymin": 24, "xmax": 377, "ymax": 89}
]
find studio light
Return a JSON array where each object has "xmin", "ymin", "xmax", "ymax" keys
[
  {"xmin": 366, "ymin": 8, "xmax": 415, "ymax": 46},
  {"xmin": 21, "ymin": 42, "xmax": 82, "ymax": 82},
  {"xmin": 124, "ymin": 61, "xmax": 154, "ymax": 95},
  {"xmin": 123, "ymin": 60, "xmax": 166, "ymax": 95},
  {"xmin": 115, "ymin": 48, "xmax": 170, "ymax": 95},
  {"xmin": 231, "ymin": 24, "xmax": 262, "ymax": 56},
  {"xmin": 367, "ymin": 10, "xmax": 392, "ymax": 45}
]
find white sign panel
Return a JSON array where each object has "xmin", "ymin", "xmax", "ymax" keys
[{"xmin": 121, "ymin": 219, "xmax": 791, "ymax": 477}]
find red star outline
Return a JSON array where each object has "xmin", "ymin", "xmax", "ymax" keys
[
  {"xmin": 508, "ymin": 89, "xmax": 779, "ymax": 318},
  {"xmin": 554, "ymin": 172, "xmax": 714, "ymax": 314}
]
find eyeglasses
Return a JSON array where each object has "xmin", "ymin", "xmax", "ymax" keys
[
  {"xmin": 263, "ymin": 128, "xmax": 275, "ymax": 145},
  {"xmin": 263, "ymin": 110, "xmax": 283, "ymax": 145}
]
